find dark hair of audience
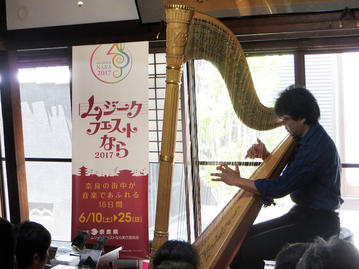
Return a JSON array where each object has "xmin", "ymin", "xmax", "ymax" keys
[
  {"xmin": 153, "ymin": 240, "xmax": 199, "ymax": 269},
  {"xmin": 155, "ymin": 260, "xmax": 197, "ymax": 269},
  {"xmin": 296, "ymin": 236, "xmax": 359, "ymax": 269},
  {"xmin": 0, "ymin": 217, "xmax": 15, "ymax": 269},
  {"xmin": 274, "ymin": 242, "xmax": 310, "ymax": 269},
  {"xmin": 15, "ymin": 221, "xmax": 51, "ymax": 269}
]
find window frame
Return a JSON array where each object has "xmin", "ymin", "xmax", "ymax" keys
[{"xmin": 1, "ymin": 9, "xmax": 359, "ymax": 233}]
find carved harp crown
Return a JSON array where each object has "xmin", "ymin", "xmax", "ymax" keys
[{"xmin": 150, "ymin": 4, "xmax": 296, "ymax": 269}]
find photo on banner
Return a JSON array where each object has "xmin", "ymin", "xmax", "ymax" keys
[{"xmin": 72, "ymin": 42, "xmax": 149, "ymax": 259}]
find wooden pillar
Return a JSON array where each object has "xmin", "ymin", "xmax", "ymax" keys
[
  {"xmin": 0, "ymin": 50, "xmax": 29, "ymax": 223},
  {"xmin": 294, "ymin": 51, "xmax": 306, "ymax": 86}
]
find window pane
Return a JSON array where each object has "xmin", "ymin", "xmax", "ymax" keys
[
  {"xmin": 341, "ymin": 52, "xmax": 359, "ymax": 164},
  {"xmin": 342, "ymin": 168, "xmax": 359, "ymax": 194},
  {"xmin": 305, "ymin": 54, "xmax": 337, "ymax": 140},
  {"xmin": 195, "ymin": 55, "xmax": 294, "ymax": 230},
  {"xmin": 247, "ymin": 54, "xmax": 295, "ymax": 107},
  {"xmin": 305, "ymin": 52, "xmax": 359, "ymax": 197},
  {"xmin": 27, "ymin": 162, "xmax": 72, "ymax": 241},
  {"xmin": 19, "ymin": 66, "xmax": 72, "ymax": 158}
]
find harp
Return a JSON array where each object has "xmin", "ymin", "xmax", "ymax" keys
[{"xmin": 150, "ymin": 3, "xmax": 296, "ymax": 268}]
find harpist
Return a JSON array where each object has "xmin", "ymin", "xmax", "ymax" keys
[{"xmin": 212, "ymin": 85, "xmax": 343, "ymax": 269}]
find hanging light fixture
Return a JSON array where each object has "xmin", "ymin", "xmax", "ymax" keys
[{"xmin": 77, "ymin": 0, "xmax": 84, "ymax": 7}]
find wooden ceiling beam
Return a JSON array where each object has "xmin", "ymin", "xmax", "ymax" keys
[
  {"xmin": 226, "ymin": 9, "xmax": 359, "ymax": 35},
  {"xmin": 2, "ymin": 9, "xmax": 359, "ymax": 51},
  {"xmin": 6, "ymin": 20, "xmax": 162, "ymax": 50},
  {"xmin": 241, "ymin": 35, "xmax": 359, "ymax": 54}
]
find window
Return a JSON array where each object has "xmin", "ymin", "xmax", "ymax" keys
[
  {"xmin": 18, "ymin": 51, "xmax": 190, "ymax": 241},
  {"xmin": 305, "ymin": 52, "xmax": 359, "ymax": 196},
  {"xmin": 193, "ymin": 51, "xmax": 359, "ymax": 245},
  {"xmin": 19, "ymin": 66, "xmax": 72, "ymax": 240},
  {"xmin": 305, "ymin": 52, "xmax": 359, "ymax": 248},
  {"xmin": 7, "ymin": 46, "xmax": 359, "ymax": 246},
  {"xmin": 194, "ymin": 54, "xmax": 295, "ymax": 230}
]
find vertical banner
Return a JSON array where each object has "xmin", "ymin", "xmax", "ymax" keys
[{"xmin": 72, "ymin": 42, "xmax": 149, "ymax": 259}]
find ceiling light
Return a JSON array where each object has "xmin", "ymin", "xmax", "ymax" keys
[{"xmin": 78, "ymin": 0, "xmax": 84, "ymax": 7}]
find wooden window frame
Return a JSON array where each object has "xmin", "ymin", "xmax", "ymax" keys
[{"xmin": 1, "ymin": 8, "xmax": 359, "ymax": 226}]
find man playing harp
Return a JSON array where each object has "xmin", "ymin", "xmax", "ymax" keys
[{"xmin": 211, "ymin": 85, "xmax": 343, "ymax": 269}]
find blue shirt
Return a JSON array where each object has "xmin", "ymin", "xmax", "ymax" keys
[{"xmin": 254, "ymin": 123, "xmax": 343, "ymax": 210}]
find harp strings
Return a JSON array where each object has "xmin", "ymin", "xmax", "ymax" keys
[
  {"xmin": 184, "ymin": 10, "xmax": 289, "ymax": 236},
  {"xmin": 184, "ymin": 12, "xmax": 281, "ymax": 131},
  {"xmin": 192, "ymin": 58, "xmax": 268, "ymax": 233},
  {"xmin": 171, "ymin": 164, "xmax": 188, "ymax": 239}
]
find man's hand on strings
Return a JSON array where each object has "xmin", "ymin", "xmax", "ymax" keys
[
  {"xmin": 211, "ymin": 163, "xmax": 260, "ymax": 194},
  {"xmin": 245, "ymin": 138, "xmax": 270, "ymax": 160},
  {"xmin": 211, "ymin": 163, "xmax": 241, "ymax": 187}
]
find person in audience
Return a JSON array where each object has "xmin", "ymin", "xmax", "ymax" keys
[
  {"xmin": 15, "ymin": 221, "xmax": 51, "ymax": 269},
  {"xmin": 296, "ymin": 236, "xmax": 359, "ymax": 269},
  {"xmin": 274, "ymin": 242, "xmax": 310, "ymax": 269},
  {"xmin": 155, "ymin": 260, "xmax": 197, "ymax": 269},
  {"xmin": 0, "ymin": 217, "xmax": 15, "ymax": 269},
  {"xmin": 153, "ymin": 240, "xmax": 199, "ymax": 269}
]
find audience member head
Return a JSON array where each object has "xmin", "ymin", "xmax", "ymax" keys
[
  {"xmin": 155, "ymin": 260, "xmax": 197, "ymax": 269},
  {"xmin": 15, "ymin": 221, "xmax": 51, "ymax": 269},
  {"xmin": 153, "ymin": 240, "xmax": 199, "ymax": 269},
  {"xmin": 296, "ymin": 236, "xmax": 359, "ymax": 269},
  {"xmin": 0, "ymin": 217, "xmax": 15, "ymax": 269},
  {"xmin": 275, "ymin": 85, "xmax": 320, "ymax": 126},
  {"xmin": 275, "ymin": 242, "xmax": 310, "ymax": 269}
]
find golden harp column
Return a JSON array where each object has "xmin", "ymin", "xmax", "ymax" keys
[{"xmin": 150, "ymin": 5, "xmax": 194, "ymax": 264}]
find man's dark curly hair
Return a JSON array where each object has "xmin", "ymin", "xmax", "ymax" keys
[
  {"xmin": 274, "ymin": 85, "xmax": 320, "ymax": 125},
  {"xmin": 153, "ymin": 240, "xmax": 199, "ymax": 269}
]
